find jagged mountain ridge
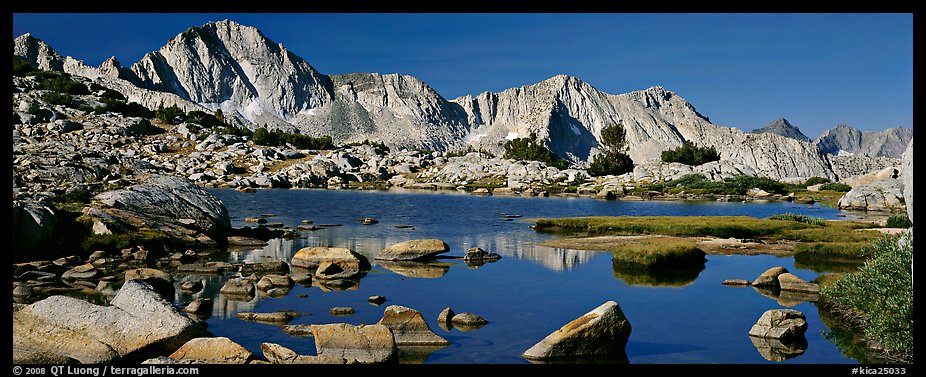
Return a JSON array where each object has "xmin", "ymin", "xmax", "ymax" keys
[
  {"xmin": 814, "ymin": 124, "xmax": 913, "ymax": 158},
  {"xmin": 13, "ymin": 20, "xmax": 909, "ymax": 181}
]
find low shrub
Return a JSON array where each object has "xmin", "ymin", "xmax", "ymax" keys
[
  {"xmin": 769, "ymin": 213, "xmax": 828, "ymax": 226},
  {"xmin": 821, "ymin": 233, "xmax": 913, "ymax": 360},
  {"xmin": 885, "ymin": 214, "xmax": 912, "ymax": 228},
  {"xmin": 660, "ymin": 142, "xmax": 720, "ymax": 166},
  {"xmin": 502, "ymin": 133, "xmax": 568, "ymax": 170},
  {"xmin": 820, "ymin": 182, "xmax": 852, "ymax": 192}
]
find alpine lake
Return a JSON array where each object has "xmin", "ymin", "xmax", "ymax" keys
[{"xmin": 172, "ymin": 188, "xmax": 873, "ymax": 364}]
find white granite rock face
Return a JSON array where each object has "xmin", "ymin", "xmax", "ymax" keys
[{"xmin": 130, "ymin": 20, "xmax": 331, "ymax": 124}]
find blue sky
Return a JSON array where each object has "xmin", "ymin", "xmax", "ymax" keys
[{"xmin": 12, "ymin": 13, "xmax": 913, "ymax": 138}]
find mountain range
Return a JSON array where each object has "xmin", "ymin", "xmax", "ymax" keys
[{"xmin": 13, "ymin": 19, "xmax": 912, "ymax": 181}]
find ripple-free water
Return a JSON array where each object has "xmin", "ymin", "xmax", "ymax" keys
[{"xmin": 192, "ymin": 188, "xmax": 861, "ymax": 364}]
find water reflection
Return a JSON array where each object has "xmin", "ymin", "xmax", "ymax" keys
[
  {"xmin": 751, "ymin": 286, "xmax": 819, "ymax": 307},
  {"xmin": 748, "ymin": 335, "xmax": 808, "ymax": 362},
  {"xmin": 611, "ymin": 263, "xmax": 706, "ymax": 288},
  {"xmin": 377, "ymin": 261, "xmax": 452, "ymax": 278},
  {"xmin": 397, "ymin": 345, "xmax": 449, "ymax": 364}
]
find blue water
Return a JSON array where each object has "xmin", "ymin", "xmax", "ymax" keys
[{"xmin": 186, "ymin": 188, "xmax": 860, "ymax": 364}]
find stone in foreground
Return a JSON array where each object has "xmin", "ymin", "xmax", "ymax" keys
[
  {"xmin": 522, "ymin": 300, "xmax": 632, "ymax": 361},
  {"xmin": 377, "ymin": 305, "xmax": 450, "ymax": 346},
  {"xmin": 311, "ymin": 323, "xmax": 397, "ymax": 364},
  {"xmin": 748, "ymin": 309, "xmax": 808, "ymax": 340},
  {"xmin": 168, "ymin": 337, "xmax": 255, "ymax": 364},
  {"xmin": 13, "ymin": 280, "xmax": 207, "ymax": 363},
  {"xmin": 375, "ymin": 239, "xmax": 450, "ymax": 261}
]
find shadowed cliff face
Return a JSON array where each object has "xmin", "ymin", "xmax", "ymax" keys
[{"xmin": 13, "ymin": 21, "xmax": 908, "ymax": 182}]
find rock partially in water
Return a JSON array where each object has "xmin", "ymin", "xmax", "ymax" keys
[
  {"xmin": 315, "ymin": 260, "xmax": 364, "ymax": 280},
  {"xmin": 240, "ymin": 260, "xmax": 290, "ymax": 275},
  {"xmin": 451, "ymin": 312, "xmax": 488, "ymax": 327},
  {"xmin": 437, "ymin": 307, "xmax": 455, "ymax": 324},
  {"xmin": 377, "ymin": 305, "xmax": 450, "ymax": 346},
  {"xmin": 311, "ymin": 323, "xmax": 397, "ymax": 364},
  {"xmin": 61, "ymin": 263, "xmax": 98, "ymax": 280},
  {"xmin": 522, "ymin": 300, "xmax": 632, "ymax": 361},
  {"xmin": 330, "ymin": 307, "xmax": 355, "ymax": 316},
  {"xmin": 282, "ymin": 324, "xmax": 313, "ymax": 336},
  {"xmin": 291, "ymin": 246, "xmax": 371, "ymax": 271},
  {"xmin": 777, "ymin": 273, "xmax": 820, "ymax": 294},
  {"xmin": 256, "ymin": 274, "xmax": 294, "ymax": 291},
  {"xmin": 13, "ymin": 280, "xmax": 207, "ymax": 363},
  {"xmin": 180, "ymin": 280, "xmax": 204, "ymax": 294},
  {"xmin": 168, "ymin": 337, "xmax": 256, "ymax": 364},
  {"xmin": 463, "ymin": 247, "xmax": 502, "ymax": 263},
  {"xmin": 236, "ymin": 311, "xmax": 298, "ymax": 324},
  {"xmin": 748, "ymin": 309, "xmax": 808, "ymax": 340},
  {"xmin": 751, "ymin": 266, "xmax": 789, "ymax": 288},
  {"xmin": 183, "ymin": 298, "xmax": 212, "ymax": 316},
  {"xmin": 219, "ymin": 279, "xmax": 255, "ymax": 299},
  {"xmin": 261, "ymin": 342, "xmax": 347, "ymax": 364},
  {"xmin": 368, "ymin": 295, "xmax": 387, "ymax": 305},
  {"xmin": 375, "ymin": 239, "xmax": 450, "ymax": 261},
  {"xmin": 722, "ymin": 279, "xmax": 751, "ymax": 286}
]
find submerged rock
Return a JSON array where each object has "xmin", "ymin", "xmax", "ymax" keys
[
  {"xmin": 375, "ymin": 239, "xmax": 450, "ymax": 261},
  {"xmin": 521, "ymin": 300, "xmax": 632, "ymax": 361}
]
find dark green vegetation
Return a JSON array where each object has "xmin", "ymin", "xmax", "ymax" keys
[
  {"xmin": 821, "ymin": 232, "xmax": 913, "ymax": 363},
  {"xmin": 123, "ymin": 119, "xmax": 166, "ymax": 137},
  {"xmin": 659, "ymin": 142, "xmax": 720, "ymax": 166},
  {"xmin": 804, "ymin": 176, "xmax": 832, "ymax": 186},
  {"xmin": 154, "ymin": 104, "xmax": 187, "ymax": 125},
  {"xmin": 503, "ymin": 133, "xmax": 569, "ymax": 170},
  {"xmin": 251, "ymin": 127, "xmax": 334, "ymax": 150},
  {"xmin": 768, "ymin": 213, "xmax": 828, "ymax": 226},
  {"xmin": 641, "ymin": 173, "xmax": 787, "ymax": 196},
  {"xmin": 885, "ymin": 214, "xmax": 912, "ymax": 228},
  {"xmin": 819, "ymin": 182, "xmax": 852, "ymax": 192},
  {"xmin": 587, "ymin": 124, "xmax": 634, "ymax": 177}
]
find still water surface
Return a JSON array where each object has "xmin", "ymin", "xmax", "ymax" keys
[{"xmin": 192, "ymin": 188, "xmax": 861, "ymax": 364}]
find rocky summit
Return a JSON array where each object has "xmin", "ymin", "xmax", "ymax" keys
[{"xmin": 12, "ymin": 20, "xmax": 911, "ymax": 184}]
